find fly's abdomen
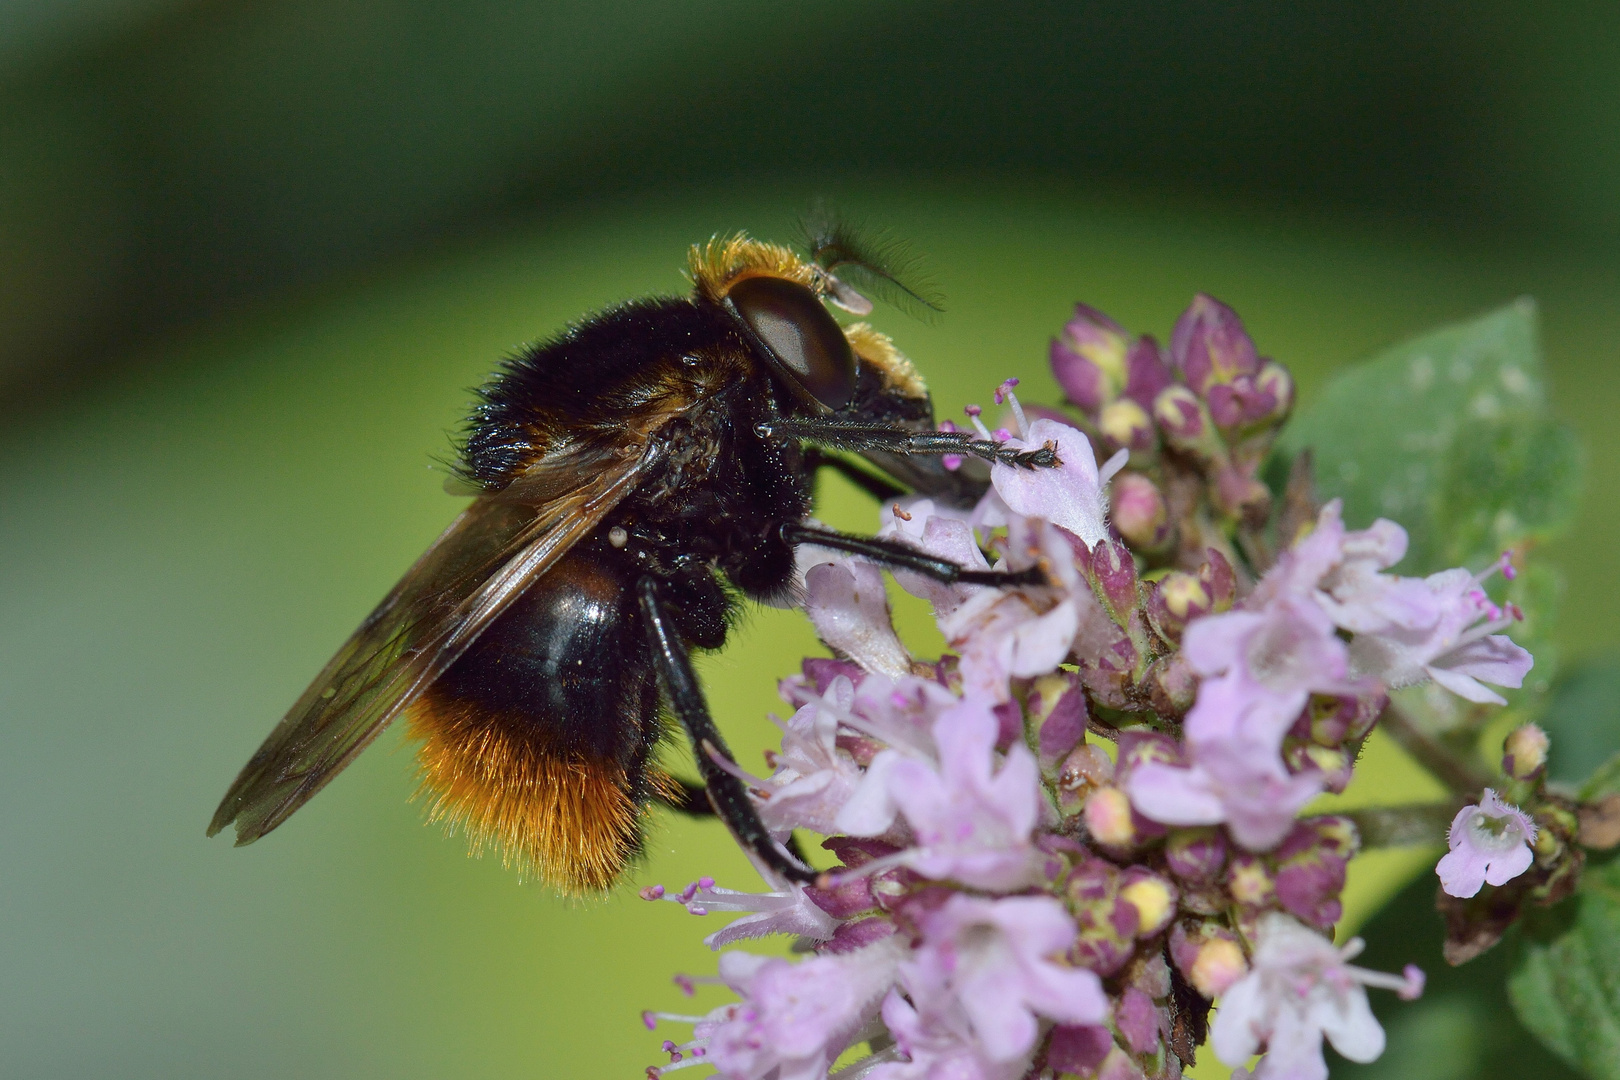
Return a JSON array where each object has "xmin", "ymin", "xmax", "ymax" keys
[{"xmin": 406, "ymin": 546, "xmax": 669, "ymax": 893}]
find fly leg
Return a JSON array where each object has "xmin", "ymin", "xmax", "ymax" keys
[
  {"xmin": 637, "ymin": 576, "xmax": 816, "ymax": 883},
  {"xmin": 758, "ymin": 417, "xmax": 1059, "ymax": 470},
  {"xmin": 780, "ymin": 521, "xmax": 1048, "ymax": 588}
]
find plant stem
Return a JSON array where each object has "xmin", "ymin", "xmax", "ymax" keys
[
  {"xmin": 1344, "ymin": 802, "xmax": 1458, "ymax": 849},
  {"xmin": 1377, "ymin": 699, "xmax": 1493, "ymax": 795}
]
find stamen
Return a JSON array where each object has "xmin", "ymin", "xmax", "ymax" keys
[
  {"xmin": 1098, "ymin": 448, "xmax": 1130, "ymax": 485},
  {"xmin": 963, "ymin": 404, "xmax": 994, "ymax": 441},
  {"xmin": 995, "ymin": 378, "xmax": 1033, "ymax": 440}
]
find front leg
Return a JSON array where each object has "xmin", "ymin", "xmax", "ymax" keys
[
  {"xmin": 782, "ymin": 521, "xmax": 1047, "ymax": 588},
  {"xmin": 637, "ymin": 576, "xmax": 815, "ymax": 883},
  {"xmin": 758, "ymin": 417, "xmax": 1059, "ymax": 470}
]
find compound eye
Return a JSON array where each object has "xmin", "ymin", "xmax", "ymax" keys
[{"xmin": 726, "ymin": 275, "xmax": 857, "ymax": 410}]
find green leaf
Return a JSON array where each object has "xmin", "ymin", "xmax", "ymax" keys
[
  {"xmin": 1540, "ymin": 659, "xmax": 1620, "ymax": 792},
  {"xmin": 1331, "ymin": 872, "xmax": 1581, "ymax": 1080},
  {"xmin": 1508, "ymin": 854, "xmax": 1620, "ymax": 1078},
  {"xmin": 1280, "ymin": 299, "xmax": 1583, "ymax": 576}
]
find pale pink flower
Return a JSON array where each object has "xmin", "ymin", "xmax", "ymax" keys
[
  {"xmin": 805, "ymin": 559, "xmax": 912, "ymax": 679},
  {"xmin": 885, "ymin": 699, "xmax": 1045, "ymax": 889},
  {"xmin": 1435, "ymin": 789, "xmax": 1538, "ymax": 898},
  {"xmin": 1349, "ymin": 566, "xmax": 1533, "ymax": 705},
  {"xmin": 758, "ymin": 674, "xmax": 866, "ymax": 835},
  {"xmin": 1125, "ymin": 678, "xmax": 1326, "ymax": 850},
  {"xmin": 644, "ymin": 874, "xmax": 841, "ymax": 950},
  {"xmin": 867, "ymin": 990, "xmax": 1027, "ymax": 1080},
  {"xmin": 990, "ymin": 417, "xmax": 1122, "ymax": 549},
  {"xmin": 1211, "ymin": 913, "xmax": 1423, "ymax": 1080},
  {"xmin": 686, "ymin": 938, "xmax": 906, "ymax": 1080},
  {"xmin": 899, "ymin": 894, "xmax": 1108, "ymax": 1062}
]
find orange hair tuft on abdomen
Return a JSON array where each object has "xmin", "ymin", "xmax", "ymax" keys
[{"xmin": 405, "ymin": 692, "xmax": 672, "ymax": 895}]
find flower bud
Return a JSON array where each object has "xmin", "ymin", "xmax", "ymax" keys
[
  {"xmin": 1098, "ymin": 398, "xmax": 1156, "ymax": 453},
  {"xmin": 1165, "ymin": 827, "xmax": 1227, "ymax": 883},
  {"xmin": 1090, "ymin": 539, "xmax": 1140, "ymax": 619},
  {"xmin": 1122, "ymin": 949, "xmax": 1172, "ymax": 1001},
  {"xmin": 1111, "ymin": 472, "xmax": 1170, "ymax": 551},
  {"xmin": 1114, "ymin": 987, "xmax": 1161, "ymax": 1056},
  {"xmin": 1147, "ymin": 571, "xmax": 1211, "ymax": 643},
  {"xmin": 1056, "ymin": 742, "xmax": 1115, "ymax": 814},
  {"xmin": 1028, "ymin": 671, "xmax": 1087, "ymax": 772},
  {"xmin": 1291, "ymin": 743, "xmax": 1352, "ymax": 794},
  {"xmin": 1067, "ymin": 858, "xmax": 1138, "ymax": 976},
  {"xmin": 1256, "ymin": 360, "xmax": 1295, "ymax": 422},
  {"xmin": 1146, "ymin": 652, "xmax": 1198, "ymax": 718},
  {"xmin": 1115, "ymin": 730, "xmax": 1182, "ymax": 779},
  {"xmin": 1124, "ymin": 335, "xmax": 1174, "ymax": 408},
  {"xmin": 1152, "ymin": 384, "xmax": 1209, "ymax": 447},
  {"xmin": 1503, "ymin": 723, "xmax": 1550, "ymax": 781},
  {"xmin": 1120, "ymin": 868, "xmax": 1178, "ymax": 937},
  {"xmin": 1051, "ymin": 303, "xmax": 1129, "ymax": 413},
  {"xmin": 1084, "ymin": 786, "xmax": 1137, "ymax": 848},
  {"xmin": 1205, "ymin": 375, "xmax": 1278, "ymax": 430},
  {"xmin": 1212, "ymin": 462, "xmax": 1272, "ymax": 525},
  {"xmin": 1170, "ymin": 920, "xmax": 1247, "ymax": 998},
  {"xmin": 1198, "ymin": 548, "xmax": 1236, "ymax": 612},
  {"xmin": 1226, "ymin": 853, "xmax": 1275, "ymax": 907},
  {"xmin": 1170, "ymin": 293, "xmax": 1260, "ymax": 396}
]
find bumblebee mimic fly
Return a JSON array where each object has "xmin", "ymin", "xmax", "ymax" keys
[{"xmin": 208, "ymin": 220, "xmax": 1058, "ymax": 893}]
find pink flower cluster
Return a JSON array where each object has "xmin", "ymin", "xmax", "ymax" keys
[{"xmin": 641, "ymin": 296, "xmax": 1536, "ymax": 1080}]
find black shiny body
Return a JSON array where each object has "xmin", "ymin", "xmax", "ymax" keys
[{"xmin": 431, "ymin": 295, "xmax": 827, "ymax": 857}]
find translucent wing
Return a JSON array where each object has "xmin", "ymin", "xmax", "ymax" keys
[{"xmin": 208, "ymin": 439, "xmax": 658, "ymax": 844}]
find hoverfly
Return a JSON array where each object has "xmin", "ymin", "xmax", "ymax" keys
[{"xmin": 208, "ymin": 222, "xmax": 1056, "ymax": 893}]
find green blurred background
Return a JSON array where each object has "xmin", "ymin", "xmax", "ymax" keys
[{"xmin": 3, "ymin": 3, "xmax": 1620, "ymax": 1078}]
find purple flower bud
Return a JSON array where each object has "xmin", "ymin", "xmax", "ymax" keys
[
  {"xmin": 1052, "ymin": 303, "xmax": 1130, "ymax": 413},
  {"xmin": 1084, "ymin": 786, "xmax": 1138, "ymax": 848},
  {"xmin": 1056, "ymin": 742, "xmax": 1115, "ymax": 814},
  {"xmin": 1152, "ymin": 384, "xmax": 1208, "ymax": 445},
  {"xmin": 1098, "ymin": 398, "xmax": 1156, "ymax": 453},
  {"xmin": 1205, "ymin": 376, "xmax": 1278, "ymax": 429},
  {"xmin": 1111, "ymin": 472, "xmax": 1170, "ymax": 551},
  {"xmin": 1256, "ymin": 360, "xmax": 1295, "ymax": 420},
  {"xmin": 1120, "ymin": 868, "xmax": 1178, "ymax": 937},
  {"xmin": 1306, "ymin": 693, "xmax": 1358, "ymax": 745},
  {"xmin": 819, "ymin": 915, "xmax": 897, "ymax": 954},
  {"xmin": 1287, "ymin": 742, "xmax": 1354, "ymax": 794},
  {"xmin": 1114, "ymin": 986, "xmax": 1160, "ymax": 1055},
  {"xmin": 798, "ymin": 657, "xmax": 865, "ymax": 696},
  {"xmin": 1146, "ymin": 652, "xmax": 1198, "ymax": 718},
  {"xmin": 1274, "ymin": 856, "xmax": 1347, "ymax": 929},
  {"xmin": 1091, "ymin": 539, "xmax": 1140, "ymax": 618},
  {"xmin": 1212, "ymin": 462, "xmax": 1272, "ymax": 524},
  {"xmin": 1170, "ymin": 293, "xmax": 1260, "ymax": 396},
  {"xmin": 1067, "ymin": 858, "xmax": 1140, "ymax": 976},
  {"xmin": 1165, "ymin": 826, "xmax": 1228, "ymax": 883},
  {"xmin": 1047, "ymin": 1024, "xmax": 1115, "ymax": 1074},
  {"xmin": 1124, "ymin": 334, "xmax": 1174, "ymax": 408},
  {"xmin": 1028, "ymin": 671, "xmax": 1087, "ymax": 773},
  {"xmin": 1199, "ymin": 548, "xmax": 1236, "ymax": 612},
  {"xmin": 1503, "ymin": 723, "xmax": 1550, "ymax": 781},
  {"xmin": 1170, "ymin": 920, "xmax": 1247, "ymax": 998},
  {"xmin": 1147, "ymin": 571, "xmax": 1212, "ymax": 643},
  {"xmin": 1116, "ymin": 730, "xmax": 1183, "ymax": 780},
  {"xmin": 1226, "ymin": 853, "xmax": 1275, "ymax": 907}
]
